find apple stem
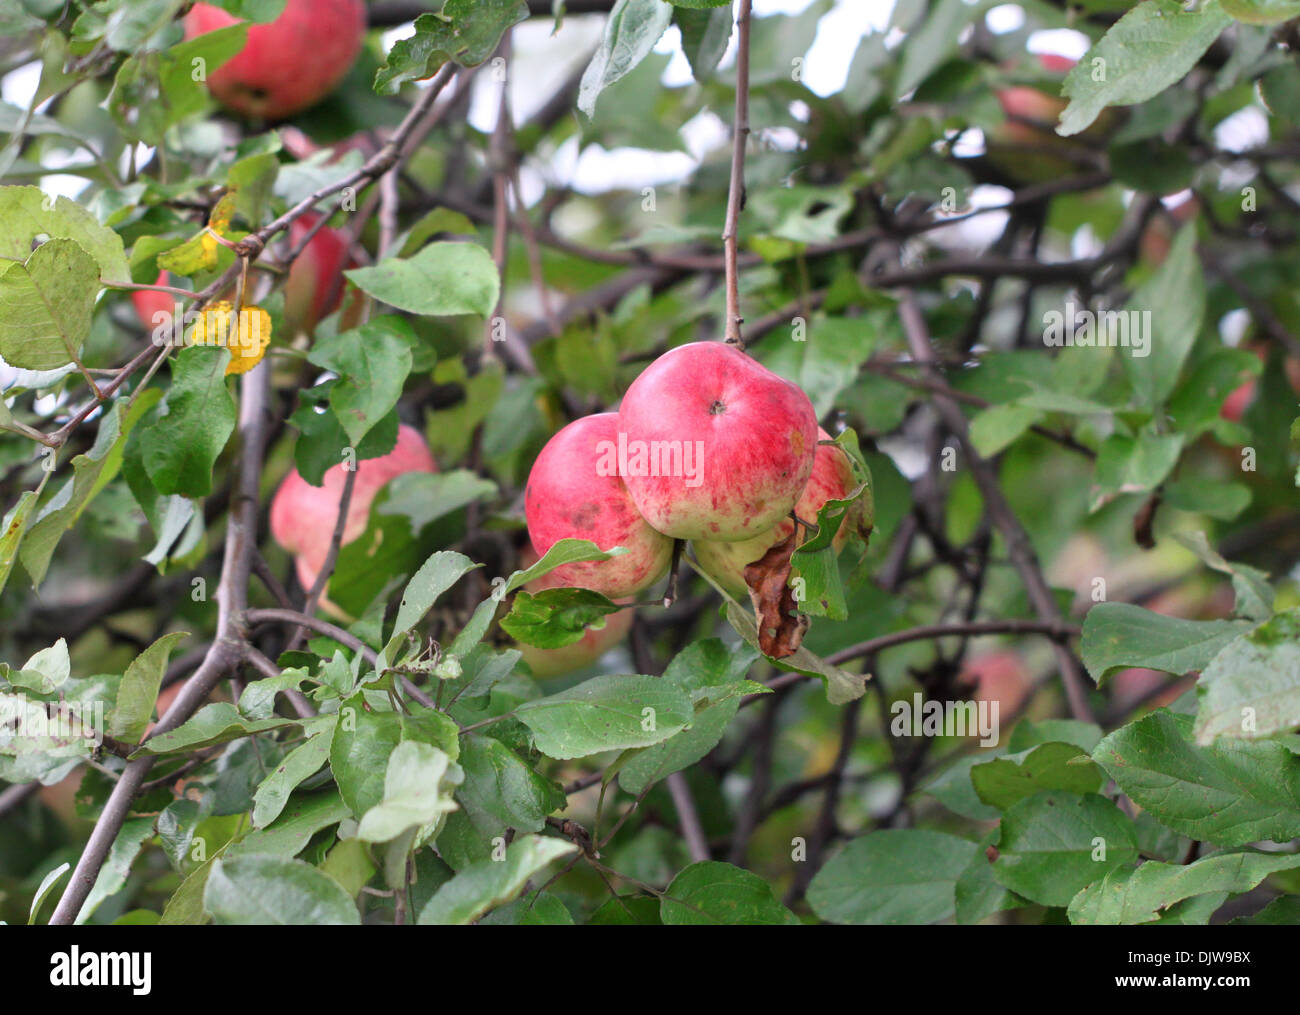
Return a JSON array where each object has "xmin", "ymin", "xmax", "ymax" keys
[
  {"xmin": 663, "ymin": 538, "xmax": 685, "ymax": 608},
  {"xmin": 791, "ymin": 511, "xmax": 819, "ymax": 538},
  {"xmin": 721, "ymin": 0, "xmax": 753, "ymax": 350}
]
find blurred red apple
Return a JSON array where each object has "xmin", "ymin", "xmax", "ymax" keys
[
  {"xmin": 958, "ymin": 650, "xmax": 1032, "ymax": 718},
  {"xmin": 184, "ymin": 0, "xmax": 366, "ymax": 121},
  {"xmin": 284, "ymin": 212, "xmax": 358, "ymax": 337}
]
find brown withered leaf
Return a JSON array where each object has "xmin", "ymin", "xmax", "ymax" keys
[{"xmin": 744, "ymin": 531, "xmax": 810, "ymax": 659}]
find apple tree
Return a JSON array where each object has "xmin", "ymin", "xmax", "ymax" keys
[{"xmin": 2, "ymin": 0, "xmax": 1300, "ymax": 929}]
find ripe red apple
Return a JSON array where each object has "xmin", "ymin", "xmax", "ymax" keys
[
  {"xmin": 615, "ymin": 342, "xmax": 818, "ymax": 542},
  {"xmin": 524, "ymin": 413, "xmax": 674, "ymax": 598},
  {"xmin": 513, "ymin": 547, "xmax": 634, "ymax": 678},
  {"xmin": 270, "ymin": 423, "xmax": 437, "ymax": 602},
  {"xmin": 985, "ymin": 53, "xmax": 1114, "ymax": 185},
  {"xmin": 132, "ymin": 271, "xmax": 177, "ymax": 334},
  {"xmin": 284, "ymin": 212, "xmax": 357, "ymax": 337},
  {"xmin": 184, "ymin": 0, "xmax": 367, "ymax": 121},
  {"xmin": 693, "ymin": 427, "xmax": 855, "ymax": 598}
]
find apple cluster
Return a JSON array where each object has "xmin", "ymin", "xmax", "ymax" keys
[{"xmin": 525, "ymin": 341, "xmax": 858, "ymax": 603}]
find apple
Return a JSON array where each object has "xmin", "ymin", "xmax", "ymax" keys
[
  {"xmin": 283, "ymin": 212, "xmax": 357, "ymax": 337},
  {"xmin": 693, "ymin": 427, "xmax": 855, "ymax": 598},
  {"xmin": 132, "ymin": 271, "xmax": 178, "ymax": 334},
  {"xmin": 616, "ymin": 342, "xmax": 818, "ymax": 542},
  {"xmin": 985, "ymin": 53, "xmax": 1115, "ymax": 185},
  {"xmin": 512, "ymin": 547, "xmax": 634, "ymax": 678},
  {"xmin": 184, "ymin": 0, "xmax": 367, "ymax": 121},
  {"xmin": 270, "ymin": 423, "xmax": 437, "ymax": 602},
  {"xmin": 958, "ymin": 650, "xmax": 1032, "ymax": 718},
  {"xmin": 524, "ymin": 413, "xmax": 674, "ymax": 598}
]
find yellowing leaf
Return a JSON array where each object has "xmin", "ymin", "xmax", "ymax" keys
[
  {"xmin": 188, "ymin": 302, "xmax": 271, "ymax": 375},
  {"xmin": 156, "ymin": 189, "xmax": 240, "ymax": 276}
]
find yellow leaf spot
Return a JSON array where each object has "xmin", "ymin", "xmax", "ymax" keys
[{"xmin": 188, "ymin": 301, "xmax": 272, "ymax": 376}]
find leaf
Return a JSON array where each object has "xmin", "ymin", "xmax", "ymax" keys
[
  {"xmin": 374, "ymin": 0, "xmax": 529, "ymax": 93},
  {"xmin": 108, "ymin": 630, "xmax": 189, "ymax": 744},
  {"xmin": 0, "ymin": 487, "xmax": 42, "ymax": 599},
  {"xmin": 75, "ymin": 816, "xmax": 157, "ymax": 925},
  {"xmin": 389, "ymin": 550, "xmax": 480, "ymax": 649},
  {"xmin": 288, "ymin": 382, "xmax": 399, "ymax": 487},
  {"xmin": 29, "ymin": 862, "xmax": 70, "ymax": 925},
  {"xmin": 138, "ymin": 345, "xmax": 237, "ymax": 498},
  {"xmin": 1092, "ymin": 711, "xmax": 1300, "ymax": 847},
  {"xmin": 306, "ymin": 316, "xmax": 415, "ymax": 447},
  {"xmin": 1091, "ymin": 429, "xmax": 1185, "ymax": 505},
  {"xmin": 661, "ymin": 862, "xmax": 799, "ymax": 925},
  {"xmin": 455, "ymin": 733, "xmax": 566, "ymax": 834},
  {"xmin": 329, "ymin": 699, "xmax": 402, "ymax": 817},
  {"xmin": 970, "ymin": 742, "xmax": 1103, "ymax": 810},
  {"xmin": 0, "ymin": 186, "xmax": 130, "ymax": 283},
  {"xmin": 205, "ymin": 854, "xmax": 359, "ymax": 925},
  {"xmin": 1121, "ymin": 226, "xmax": 1205, "ymax": 409},
  {"xmin": 133, "ymin": 702, "xmax": 302, "ymax": 757},
  {"xmin": 417, "ymin": 834, "xmax": 577, "ymax": 925},
  {"xmin": 228, "ymin": 791, "xmax": 351, "ymax": 858},
  {"xmin": 807, "ymin": 829, "xmax": 978, "ymax": 924},
  {"xmin": 577, "ymin": 0, "xmax": 674, "ymax": 117},
  {"xmin": 674, "ymin": 4, "xmax": 731, "ymax": 82},
  {"xmin": 895, "ymin": 0, "xmax": 991, "ymax": 98},
  {"xmin": 1069, "ymin": 850, "xmax": 1300, "ymax": 924},
  {"xmin": 514, "ymin": 674, "xmax": 694, "ymax": 760},
  {"xmin": 1220, "ymin": 0, "xmax": 1300, "ymax": 22},
  {"xmin": 188, "ymin": 302, "xmax": 271, "ymax": 376},
  {"xmin": 955, "ymin": 832, "xmax": 1027, "ymax": 925},
  {"xmin": 0, "ymin": 237, "xmax": 99, "ymax": 370},
  {"xmin": 969, "ymin": 404, "xmax": 1044, "ymax": 458},
  {"xmin": 1195, "ymin": 609, "xmax": 1300, "ymax": 744},
  {"xmin": 504, "ymin": 538, "xmax": 629, "ymax": 593},
  {"xmin": 1058, "ymin": 0, "xmax": 1232, "ymax": 136},
  {"xmin": 356, "ymin": 741, "xmax": 463, "ymax": 843},
  {"xmin": 1080, "ymin": 603, "xmax": 1252, "ymax": 685},
  {"xmin": 344, "ymin": 242, "xmax": 499, "ymax": 318},
  {"xmin": 725, "ymin": 601, "xmax": 867, "ymax": 705},
  {"xmin": 252, "ymin": 729, "xmax": 334, "ymax": 828},
  {"xmin": 1172, "ymin": 530, "xmax": 1273, "ymax": 621},
  {"xmin": 991, "ymin": 791, "xmax": 1139, "ymax": 907},
  {"xmin": 500, "ymin": 588, "xmax": 622, "ymax": 649},
  {"xmin": 618, "ymin": 639, "xmax": 760, "ymax": 795}
]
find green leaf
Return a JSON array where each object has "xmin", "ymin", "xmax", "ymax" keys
[
  {"xmin": 1080, "ymin": 603, "xmax": 1252, "ymax": 685},
  {"xmin": 970, "ymin": 742, "xmax": 1103, "ymax": 810},
  {"xmin": 591, "ymin": 894, "xmax": 663, "ymax": 924},
  {"xmin": 674, "ymin": 4, "xmax": 731, "ymax": 82},
  {"xmin": 499, "ymin": 588, "xmax": 622, "ymax": 649},
  {"xmin": 356, "ymin": 741, "xmax": 463, "ymax": 843},
  {"xmin": 514, "ymin": 674, "xmax": 694, "ymax": 760},
  {"xmin": 288, "ymin": 383, "xmax": 398, "ymax": 487},
  {"xmin": 1092, "ymin": 428, "xmax": 1185, "ymax": 505},
  {"xmin": 75, "ymin": 816, "xmax": 156, "ymax": 924},
  {"xmin": 1007, "ymin": 718, "xmax": 1104, "ymax": 753},
  {"xmin": 252, "ymin": 729, "xmax": 334, "ymax": 828},
  {"xmin": 108, "ymin": 630, "xmax": 189, "ymax": 744},
  {"xmin": 0, "ymin": 487, "xmax": 42, "ymax": 599},
  {"xmin": 134, "ymin": 702, "xmax": 303, "ymax": 757},
  {"xmin": 29, "ymin": 862, "xmax": 70, "ymax": 925},
  {"xmin": 1069, "ymin": 850, "xmax": 1300, "ymax": 924},
  {"xmin": 417, "ymin": 834, "xmax": 577, "ymax": 924},
  {"xmin": 808, "ymin": 829, "xmax": 978, "ymax": 924},
  {"xmin": 895, "ymin": 0, "xmax": 991, "ymax": 98},
  {"xmin": 330, "ymin": 698, "xmax": 402, "ymax": 817},
  {"xmin": 1121, "ymin": 226, "xmax": 1205, "ymax": 409},
  {"xmin": 661, "ymin": 862, "xmax": 799, "ymax": 925},
  {"xmin": 618, "ymin": 639, "xmax": 761, "ymax": 795},
  {"xmin": 1092, "ymin": 711, "xmax": 1300, "ymax": 847},
  {"xmin": 305, "ymin": 316, "xmax": 415, "ymax": 447},
  {"xmin": 0, "ymin": 186, "xmax": 130, "ymax": 283},
  {"xmin": 228, "ymin": 791, "xmax": 350, "ymax": 859},
  {"xmin": 455, "ymin": 733, "xmax": 566, "ymax": 835},
  {"xmin": 577, "ymin": 0, "xmax": 674, "ymax": 117},
  {"xmin": 724, "ymin": 601, "xmax": 867, "ymax": 705},
  {"xmin": 0, "ymin": 237, "xmax": 99, "ymax": 371},
  {"xmin": 1171, "ymin": 530, "xmax": 1273, "ymax": 621},
  {"xmin": 389, "ymin": 550, "xmax": 480, "ymax": 649},
  {"xmin": 503, "ymin": 538, "xmax": 629, "ymax": 593},
  {"xmin": 1058, "ymin": 0, "xmax": 1232, "ymax": 136},
  {"xmin": 1195, "ymin": 609, "xmax": 1300, "ymax": 744},
  {"xmin": 991, "ymin": 791, "xmax": 1139, "ymax": 907},
  {"xmin": 138, "ymin": 346, "xmax": 237, "ymax": 498},
  {"xmin": 380, "ymin": 470, "xmax": 497, "ymax": 530},
  {"xmin": 344, "ymin": 242, "xmax": 499, "ymax": 318},
  {"xmin": 374, "ymin": 0, "xmax": 529, "ymax": 94},
  {"xmin": 205, "ymin": 854, "xmax": 359, "ymax": 925},
  {"xmin": 969, "ymin": 404, "xmax": 1044, "ymax": 458},
  {"xmin": 955, "ymin": 831, "xmax": 1026, "ymax": 925},
  {"xmin": 1220, "ymin": 0, "xmax": 1300, "ymax": 22}
]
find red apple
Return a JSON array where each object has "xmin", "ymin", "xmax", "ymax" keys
[
  {"xmin": 132, "ymin": 271, "xmax": 178, "ymax": 335},
  {"xmin": 270, "ymin": 423, "xmax": 437, "ymax": 602},
  {"xmin": 184, "ymin": 0, "xmax": 366, "ymax": 121},
  {"xmin": 615, "ymin": 342, "xmax": 818, "ymax": 542},
  {"xmin": 693, "ymin": 427, "xmax": 855, "ymax": 598},
  {"xmin": 284, "ymin": 212, "xmax": 356, "ymax": 337},
  {"xmin": 525, "ymin": 413, "xmax": 674, "ymax": 598},
  {"xmin": 513, "ymin": 547, "xmax": 634, "ymax": 678}
]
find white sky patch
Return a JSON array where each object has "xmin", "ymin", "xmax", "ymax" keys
[
  {"xmin": 986, "ymin": 4, "xmax": 1026, "ymax": 33},
  {"xmin": 1219, "ymin": 308, "xmax": 1250, "ymax": 347},
  {"xmin": 1215, "ymin": 104, "xmax": 1269, "ymax": 154},
  {"xmin": 1, "ymin": 60, "xmax": 40, "ymax": 108},
  {"xmin": 1027, "ymin": 28, "xmax": 1090, "ymax": 61},
  {"xmin": 926, "ymin": 184, "xmax": 1012, "ymax": 253}
]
